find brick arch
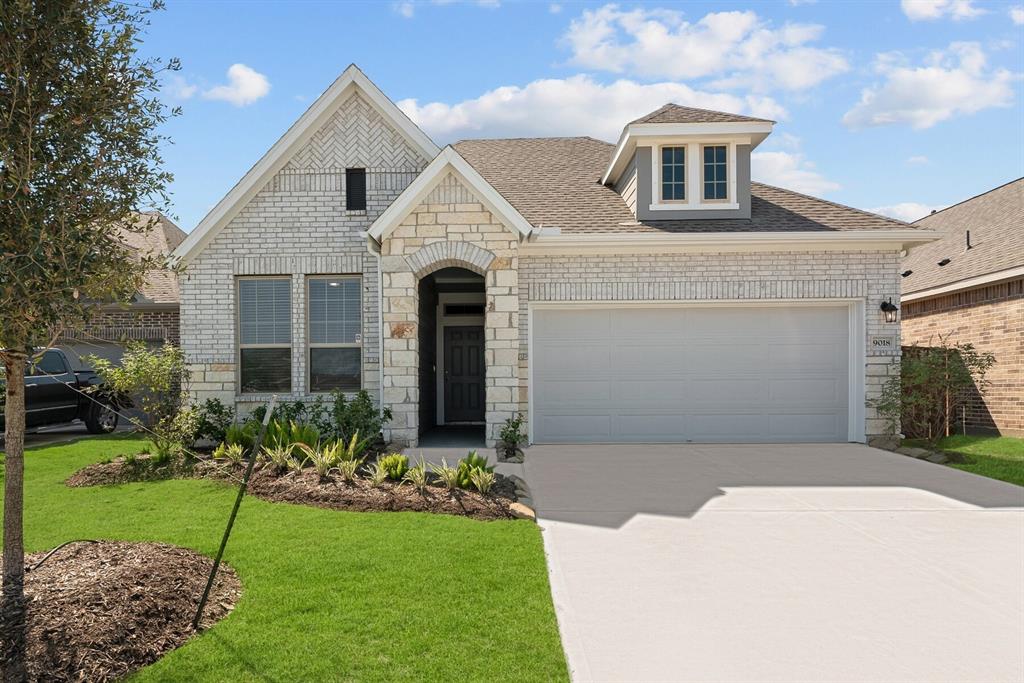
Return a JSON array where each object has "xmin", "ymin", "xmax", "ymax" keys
[{"xmin": 406, "ymin": 241, "xmax": 495, "ymax": 279}]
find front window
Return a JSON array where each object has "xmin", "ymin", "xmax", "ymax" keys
[
  {"xmin": 660, "ymin": 146, "xmax": 686, "ymax": 201},
  {"xmin": 703, "ymin": 145, "xmax": 728, "ymax": 201},
  {"xmin": 308, "ymin": 277, "xmax": 361, "ymax": 392},
  {"xmin": 238, "ymin": 278, "xmax": 291, "ymax": 393}
]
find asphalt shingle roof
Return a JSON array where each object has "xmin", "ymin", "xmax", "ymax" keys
[
  {"xmin": 116, "ymin": 212, "xmax": 186, "ymax": 304},
  {"xmin": 452, "ymin": 137, "xmax": 918, "ymax": 235},
  {"xmin": 902, "ymin": 178, "xmax": 1024, "ymax": 295},
  {"xmin": 629, "ymin": 104, "xmax": 775, "ymax": 125}
]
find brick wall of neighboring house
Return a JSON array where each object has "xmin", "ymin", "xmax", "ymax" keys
[
  {"xmin": 902, "ymin": 278, "xmax": 1024, "ymax": 436},
  {"xmin": 519, "ymin": 249, "xmax": 904, "ymax": 440},
  {"xmin": 61, "ymin": 306, "xmax": 179, "ymax": 353},
  {"xmin": 179, "ymin": 90, "xmax": 428, "ymax": 415}
]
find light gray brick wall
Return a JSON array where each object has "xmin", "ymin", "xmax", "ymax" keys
[
  {"xmin": 519, "ymin": 250, "xmax": 903, "ymax": 440},
  {"xmin": 179, "ymin": 90, "xmax": 428, "ymax": 416}
]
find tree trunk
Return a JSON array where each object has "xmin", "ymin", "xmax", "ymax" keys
[{"xmin": 2, "ymin": 351, "xmax": 28, "ymax": 682}]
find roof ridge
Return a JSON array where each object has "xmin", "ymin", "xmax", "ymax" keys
[
  {"xmin": 913, "ymin": 176, "xmax": 1024, "ymax": 224},
  {"xmin": 751, "ymin": 181, "xmax": 916, "ymax": 229},
  {"xmin": 454, "ymin": 135, "xmax": 605, "ymax": 143}
]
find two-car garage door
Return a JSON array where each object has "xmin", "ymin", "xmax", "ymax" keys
[{"xmin": 532, "ymin": 305, "xmax": 851, "ymax": 443}]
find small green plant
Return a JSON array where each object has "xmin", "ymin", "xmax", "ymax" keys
[
  {"xmin": 265, "ymin": 419, "xmax": 320, "ymax": 452},
  {"xmin": 225, "ymin": 422, "xmax": 257, "ymax": 449},
  {"xmin": 339, "ymin": 431, "xmax": 371, "ymax": 461},
  {"xmin": 401, "ymin": 457, "xmax": 429, "ymax": 494},
  {"xmin": 430, "ymin": 459, "xmax": 460, "ymax": 492},
  {"xmin": 261, "ymin": 444, "xmax": 296, "ymax": 474},
  {"xmin": 196, "ymin": 398, "xmax": 235, "ymax": 443},
  {"xmin": 469, "ymin": 468, "xmax": 496, "ymax": 495},
  {"xmin": 139, "ymin": 444, "xmax": 151, "ymax": 455},
  {"xmin": 213, "ymin": 442, "xmax": 246, "ymax": 464},
  {"xmin": 456, "ymin": 450, "xmax": 493, "ymax": 489},
  {"xmin": 124, "ymin": 453, "xmax": 138, "ymax": 466},
  {"xmin": 367, "ymin": 462, "xmax": 388, "ymax": 487},
  {"xmin": 330, "ymin": 389, "xmax": 393, "ymax": 444},
  {"xmin": 378, "ymin": 453, "xmax": 409, "ymax": 481},
  {"xmin": 499, "ymin": 413, "xmax": 526, "ymax": 457},
  {"xmin": 297, "ymin": 442, "xmax": 340, "ymax": 480},
  {"xmin": 336, "ymin": 457, "xmax": 363, "ymax": 482}
]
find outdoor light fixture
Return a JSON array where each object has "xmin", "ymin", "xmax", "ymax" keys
[{"xmin": 880, "ymin": 298, "xmax": 899, "ymax": 323}]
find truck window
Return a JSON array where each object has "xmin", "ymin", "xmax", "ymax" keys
[{"xmin": 32, "ymin": 350, "xmax": 69, "ymax": 376}]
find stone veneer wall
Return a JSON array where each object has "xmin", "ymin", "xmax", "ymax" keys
[
  {"xmin": 901, "ymin": 278, "xmax": 1023, "ymax": 436},
  {"xmin": 379, "ymin": 172, "xmax": 520, "ymax": 446},
  {"xmin": 179, "ymin": 91, "xmax": 427, "ymax": 414},
  {"xmin": 518, "ymin": 250, "xmax": 903, "ymax": 440}
]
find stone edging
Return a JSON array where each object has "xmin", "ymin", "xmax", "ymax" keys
[
  {"xmin": 874, "ymin": 441, "xmax": 952, "ymax": 464},
  {"xmin": 505, "ymin": 474, "xmax": 536, "ymax": 522}
]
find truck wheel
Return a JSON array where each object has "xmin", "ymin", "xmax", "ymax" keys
[{"xmin": 85, "ymin": 402, "xmax": 118, "ymax": 434}]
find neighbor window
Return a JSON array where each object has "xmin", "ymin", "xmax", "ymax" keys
[
  {"xmin": 308, "ymin": 276, "xmax": 361, "ymax": 392},
  {"xmin": 660, "ymin": 146, "xmax": 686, "ymax": 201},
  {"xmin": 237, "ymin": 278, "xmax": 291, "ymax": 393},
  {"xmin": 345, "ymin": 168, "xmax": 366, "ymax": 211},
  {"xmin": 702, "ymin": 145, "xmax": 728, "ymax": 201}
]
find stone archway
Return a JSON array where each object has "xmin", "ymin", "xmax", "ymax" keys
[{"xmin": 407, "ymin": 241, "xmax": 496, "ymax": 279}]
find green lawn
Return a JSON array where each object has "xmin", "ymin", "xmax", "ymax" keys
[
  {"xmin": 907, "ymin": 435, "xmax": 1024, "ymax": 487},
  {"xmin": 2, "ymin": 435, "xmax": 568, "ymax": 681}
]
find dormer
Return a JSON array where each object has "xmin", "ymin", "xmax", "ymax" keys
[{"xmin": 602, "ymin": 104, "xmax": 774, "ymax": 221}]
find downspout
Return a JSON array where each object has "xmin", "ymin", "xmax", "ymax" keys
[{"xmin": 363, "ymin": 232, "xmax": 385, "ymax": 412}]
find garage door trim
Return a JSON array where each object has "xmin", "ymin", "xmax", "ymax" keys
[{"xmin": 527, "ymin": 299, "xmax": 867, "ymax": 444}]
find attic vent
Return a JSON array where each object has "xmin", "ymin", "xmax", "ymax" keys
[
  {"xmin": 345, "ymin": 168, "xmax": 366, "ymax": 211},
  {"xmin": 966, "ymin": 230, "xmax": 972, "ymax": 249},
  {"xmin": 901, "ymin": 270, "xmax": 913, "ymax": 278},
  {"xmin": 938, "ymin": 258, "xmax": 951, "ymax": 267}
]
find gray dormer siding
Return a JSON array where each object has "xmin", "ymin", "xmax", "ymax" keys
[
  {"xmin": 614, "ymin": 152, "xmax": 639, "ymax": 215},
  {"xmin": 634, "ymin": 145, "xmax": 752, "ymax": 221}
]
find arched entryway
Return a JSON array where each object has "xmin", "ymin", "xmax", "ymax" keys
[{"xmin": 417, "ymin": 267, "xmax": 487, "ymax": 447}]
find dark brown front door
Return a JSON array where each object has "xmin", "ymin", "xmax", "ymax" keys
[{"xmin": 444, "ymin": 326, "xmax": 485, "ymax": 423}]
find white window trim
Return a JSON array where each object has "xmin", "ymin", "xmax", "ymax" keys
[
  {"xmin": 657, "ymin": 144, "xmax": 687, "ymax": 204},
  {"xmin": 700, "ymin": 143, "xmax": 730, "ymax": 204},
  {"xmin": 236, "ymin": 275, "xmax": 292, "ymax": 396},
  {"xmin": 306, "ymin": 275, "xmax": 363, "ymax": 394},
  {"xmin": 648, "ymin": 137, "xmax": 740, "ymax": 211}
]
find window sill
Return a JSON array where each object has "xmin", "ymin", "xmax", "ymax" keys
[{"xmin": 648, "ymin": 202, "xmax": 739, "ymax": 211}]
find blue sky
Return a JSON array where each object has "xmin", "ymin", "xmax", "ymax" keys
[{"xmin": 143, "ymin": 0, "xmax": 1024, "ymax": 231}]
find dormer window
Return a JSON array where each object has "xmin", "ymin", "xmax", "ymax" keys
[
  {"xmin": 702, "ymin": 145, "xmax": 728, "ymax": 202},
  {"xmin": 661, "ymin": 146, "xmax": 686, "ymax": 202}
]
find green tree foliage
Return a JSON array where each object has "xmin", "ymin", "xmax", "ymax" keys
[
  {"xmin": 870, "ymin": 337, "xmax": 996, "ymax": 441},
  {"xmin": 0, "ymin": 2, "xmax": 176, "ymax": 676}
]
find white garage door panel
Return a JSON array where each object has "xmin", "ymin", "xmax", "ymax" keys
[{"xmin": 533, "ymin": 306, "xmax": 851, "ymax": 443}]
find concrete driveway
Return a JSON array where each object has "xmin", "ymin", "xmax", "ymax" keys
[{"xmin": 526, "ymin": 444, "xmax": 1024, "ymax": 683}]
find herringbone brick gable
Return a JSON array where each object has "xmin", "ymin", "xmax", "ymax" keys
[{"xmin": 287, "ymin": 91, "xmax": 427, "ymax": 172}]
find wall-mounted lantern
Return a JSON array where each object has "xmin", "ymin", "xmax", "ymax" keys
[{"xmin": 880, "ymin": 298, "xmax": 899, "ymax": 324}]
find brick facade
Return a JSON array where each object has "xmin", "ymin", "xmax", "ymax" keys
[
  {"xmin": 519, "ymin": 250, "xmax": 903, "ymax": 439},
  {"xmin": 63, "ymin": 306, "xmax": 180, "ymax": 346},
  {"xmin": 179, "ymin": 90, "xmax": 427, "ymax": 414},
  {"xmin": 379, "ymin": 172, "xmax": 519, "ymax": 446},
  {"xmin": 901, "ymin": 278, "xmax": 1024, "ymax": 436}
]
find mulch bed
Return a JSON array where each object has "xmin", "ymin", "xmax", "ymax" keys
[
  {"xmin": 68, "ymin": 457, "xmax": 518, "ymax": 521},
  {"xmin": 7, "ymin": 540, "xmax": 240, "ymax": 682}
]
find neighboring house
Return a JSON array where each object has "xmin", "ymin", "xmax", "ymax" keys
[
  {"xmin": 173, "ymin": 65, "xmax": 935, "ymax": 447},
  {"xmin": 901, "ymin": 179, "xmax": 1023, "ymax": 436},
  {"xmin": 60, "ymin": 211, "xmax": 186, "ymax": 368}
]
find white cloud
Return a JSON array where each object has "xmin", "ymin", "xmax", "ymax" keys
[
  {"xmin": 549, "ymin": 3, "xmax": 562, "ymax": 13},
  {"xmin": 561, "ymin": 5, "xmax": 847, "ymax": 92},
  {"xmin": 788, "ymin": 0, "xmax": 818, "ymax": 5},
  {"xmin": 395, "ymin": 1, "xmax": 415, "ymax": 18},
  {"xmin": 842, "ymin": 42, "xmax": 1017, "ymax": 130},
  {"xmin": 397, "ymin": 74, "xmax": 786, "ymax": 143},
  {"xmin": 868, "ymin": 202, "xmax": 945, "ymax": 222},
  {"xmin": 900, "ymin": 0, "xmax": 985, "ymax": 21},
  {"xmin": 396, "ymin": 0, "xmax": 499, "ymax": 16},
  {"xmin": 750, "ymin": 135, "xmax": 840, "ymax": 196},
  {"xmin": 165, "ymin": 75, "xmax": 197, "ymax": 100},
  {"xmin": 203, "ymin": 64, "xmax": 270, "ymax": 107},
  {"xmin": 906, "ymin": 155, "xmax": 929, "ymax": 164},
  {"xmin": 1011, "ymin": 5, "xmax": 1024, "ymax": 24}
]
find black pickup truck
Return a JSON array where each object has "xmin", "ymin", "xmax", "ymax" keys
[{"xmin": 0, "ymin": 349, "xmax": 118, "ymax": 434}]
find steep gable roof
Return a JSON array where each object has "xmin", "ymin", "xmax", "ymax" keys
[
  {"xmin": 902, "ymin": 178, "xmax": 1024, "ymax": 297},
  {"xmin": 630, "ymin": 104, "xmax": 775, "ymax": 125},
  {"xmin": 172, "ymin": 65, "xmax": 440, "ymax": 265},
  {"xmin": 367, "ymin": 146, "xmax": 532, "ymax": 242}
]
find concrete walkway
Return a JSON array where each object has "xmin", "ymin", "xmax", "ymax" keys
[{"xmin": 525, "ymin": 444, "xmax": 1024, "ymax": 683}]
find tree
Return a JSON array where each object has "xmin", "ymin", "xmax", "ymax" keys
[{"xmin": 0, "ymin": 1, "xmax": 175, "ymax": 677}]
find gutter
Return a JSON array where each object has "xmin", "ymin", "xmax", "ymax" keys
[
  {"xmin": 901, "ymin": 265, "xmax": 1024, "ymax": 303},
  {"xmin": 363, "ymin": 232, "xmax": 385, "ymax": 407}
]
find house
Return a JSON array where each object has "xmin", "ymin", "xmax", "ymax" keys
[
  {"xmin": 60, "ymin": 212, "xmax": 186, "ymax": 368},
  {"xmin": 172, "ymin": 65, "xmax": 936, "ymax": 447},
  {"xmin": 900, "ymin": 179, "xmax": 1023, "ymax": 436}
]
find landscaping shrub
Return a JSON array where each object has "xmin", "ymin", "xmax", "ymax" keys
[
  {"xmin": 225, "ymin": 422, "xmax": 257, "ymax": 450},
  {"xmin": 338, "ymin": 431, "xmax": 371, "ymax": 462},
  {"xmin": 469, "ymin": 468, "xmax": 496, "ymax": 494},
  {"xmin": 401, "ymin": 458, "xmax": 429, "ymax": 494},
  {"xmin": 377, "ymin": 453, "xmax": 409, "ymax": 481},
  {"xmin": 456, "ymin": 451, "xmax": 493, "ymax": 489},
  {"xmin": 870, "ymin": 338, "xmax": 996, "ymax": 441},
  {"xmin": 196, "ymin": 398, "xmax": 234, "ymax": 443},
  {"xmin": 260, "ymin": 444, "xmax": 297, "ymax": 474},
  {"xmin": 213, "ymin": 442, "xmax": 245, "ymax": 464},
  {"xmin": 367, "ymin": 462, "xmax": 388, "ymax": 487},
  {"xmin": 430, "ymin": 460, "xmax": 460, "ymax": 492},
  {"xmin": 336, "ymin": 457, "xmax": 362, "ymax": 482},
  {"xmin": 499, "ymin": 413, "xmax": 526, "ymax": 458},
  {"xmin": 330, "ymin": 390, "xmax": 392, "ymax": 444},
  {"xmin": 297, "ymin": 441, "xmax": 343, "ymax": 480},
  {"xmin": 264, "ymin": 420, "xmax": 320, "ymax": 452}
]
